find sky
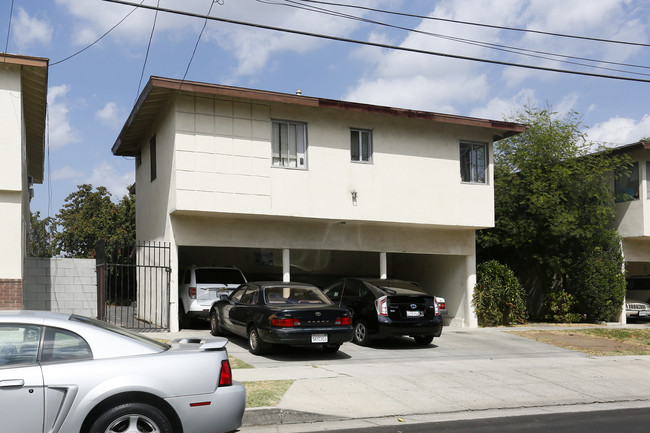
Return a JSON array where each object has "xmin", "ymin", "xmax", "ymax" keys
[{"xmin": 3, "ymin": 0, "xmax": 650, "ymax": 219}]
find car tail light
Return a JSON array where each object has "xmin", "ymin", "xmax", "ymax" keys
[
  {"xmin": 270, "ymin": 316, "xmax": 301, "ymax": 327},
  {"xmin": 219, "ymin": 360, "xmax": 233, "ymax": 386},
  {"xmin": 437, "ymin": 300, "xmax": 445, "ymax": 310},
  {"xmin": 188, "ymin": 287, "xmax": 197, "ymax": 299},
  {"xmin": 434, "ymin": 298, "xmax": 440, "ymax": 316},
  {"xmin": 335, "ymin": 317, "xmax": 352, "ymax": 325},
  {"xmin": 375, "ymin": 296, "xmax": 388, "ymax": 316}
]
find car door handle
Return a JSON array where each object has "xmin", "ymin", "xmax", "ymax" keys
[{"xmin": 0, "ymin": 379, "xmax": 25, "ymax": 388}]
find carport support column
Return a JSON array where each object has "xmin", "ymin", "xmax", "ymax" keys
[
  {"xmin": 465, "ymin": 254, "xmax": 478, "ymax": 328},
  {"xmin": 379, "ymin": 252, "xmax": 387, "ymax": 279},
  {"xmin": 283, "ymin": 249, "xmax": 291, "ymax": 282}
]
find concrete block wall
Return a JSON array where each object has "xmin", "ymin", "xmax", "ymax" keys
[{"xmin": 23, "ymin": 258, "xmax": 97, "ymax": 317}]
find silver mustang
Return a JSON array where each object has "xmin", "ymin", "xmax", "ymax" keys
[{"xmin": 0, "ymin": 310, "xmax": 245, "ymax": 433}]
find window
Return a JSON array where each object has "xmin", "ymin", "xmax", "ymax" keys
[
  {"xmin": 460, "ymin": 142, "xmax": 487, "ymax": 184},
  {"xmin": 272, "ymin": 120, "xmax": 307, "ymax": 168},
  {"xmin": 41, "ymin": 327, "xmax": 92, "ymax": 363},
  {"xmin": 615, "ymin": 162, "xmax": 639, "ymax": 202},
  {"xmin": 150, "ymin": 136, "xmax": 157, "ymax": 182},
  {"xmin": 0, "ymin": 325, "xmax": 41, "ymax": 367},
  {"xmin": 351, "ymin": 129, "xmax": 372, "ymax": 163},
  {"xmin": 240, "ymin": 287, "xmax": 259, "ymax": 305}
]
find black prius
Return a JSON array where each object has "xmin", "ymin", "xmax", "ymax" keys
[
  {"xmin": 322, "ymin": 278, "xmax": 443, "ymax": 346},
  {"xmin": 209, "ymin": 282, "xmax": 354, "ymax": 355}
]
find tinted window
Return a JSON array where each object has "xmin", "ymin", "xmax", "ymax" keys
[
  {"xmin": 322, "ymin": 282, "xmax": 344, "ymax": 303},
  {"xmin": 41, "ymin": 327, "xmax": 92, "ymax": 363},
  {"xmin": 264, "ymin": 286, "xmax": 332, "ymax": 305},
  {"xmin": 70, "ymin": 315, "xmax": 169, "ymax": 351},
  {"xmin": 240, "ymin": 287, "xmax": 259, "ymax": 305},
  {"xmin": 195, "ymin": 268, "xmax": 246, "ymax": 284},
  {"xmin": 230, "ymin": 286, "xmax": 247, "ymax": 302},
  {"xmin": 0, "ymin": 325, "xmax": 41, "ymax": 367}
]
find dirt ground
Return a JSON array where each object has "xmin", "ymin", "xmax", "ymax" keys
[{"xmin": 511, "ymin": 330, "xmax": 650, "ymax": 355}]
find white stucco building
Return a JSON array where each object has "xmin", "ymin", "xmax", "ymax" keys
[
  {"xmin": 112, "ymin": 77, "xmax": 526, "ymax": 331},
  {"xmin": 0, "ymin": 54, "xmax": 48, "ymax": 310}
]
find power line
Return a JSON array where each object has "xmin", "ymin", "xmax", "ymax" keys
[
  {"xmin": 4, "ymin": 0, "xmax": 14, "ymax": 53},
  {"xmin": 263, "ymin": 0, "xmax": 650, "ymax": 77},
  {"xmin": 136, "ymin": 0, "xmax": 160, "ymax": 100},
  {"xmin": 51, "ymin": 0, "xmax": 146, "ymax": 66},
  {"xmin": 102, "ymin": 0, "xmax": 650, "ymax": 84},
  {"xmin": 290, "ymin": 0, "xmax": 650, "ymax": 48}
]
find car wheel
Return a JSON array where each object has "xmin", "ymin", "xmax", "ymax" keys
[
  {"xmin": 413, "ymin": 335, "xmax": 434, "ymax": 345},
  {"xmin": 322, "ymin": 343, "xmax": 340, "ymax": 353},
  {"xmin": 248, "ymin": 327, "xmax": 268, "ymax": 355},
  {"xmin": 353, "ymin": 319, "xmax": 372, "ymax": 346},
  {"xmin": 209, "ymin": 309, "xmax": 222, "ymax": 336},
  {"xmin": 89, "ymin": 402, "xmax": 173, "ymax": 433}
]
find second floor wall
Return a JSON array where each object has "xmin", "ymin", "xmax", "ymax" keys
[{"xmin": 613, "ymin": 145, "xmax": 650, "ymax": 239}]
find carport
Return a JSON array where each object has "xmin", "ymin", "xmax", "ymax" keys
[{"xmin": 171, "ymin": 212, "xmax": 477, "ymax": 330}]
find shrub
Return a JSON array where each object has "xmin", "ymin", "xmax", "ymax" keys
[
  {"xmin": 473, "ymin": 260, "xmax": 528, "ymax": 326},
  {"xmin": 543, "ymin": 290, "xmax": 583, "ymax": 323}
]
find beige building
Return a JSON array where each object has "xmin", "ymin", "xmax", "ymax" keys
[
  {"xmin": 612, "ymin": 141, "xmax": 650, "ymax": 317},
  {"xmin": 0, "ymin": 54, "xmax": 48, "ymax": 310},
  {"xmin": 112, "ymin": 77, "xmax": 526, "ymax": 331}
]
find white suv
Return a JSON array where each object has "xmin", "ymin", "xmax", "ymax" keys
[{"xmin": 178, "ymin": 266, "xmax": 247, "ymax": 328}]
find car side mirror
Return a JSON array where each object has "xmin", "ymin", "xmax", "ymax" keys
[{"xmin": 219, "ymin": 294, "xmax": 229, "ymax": 301}]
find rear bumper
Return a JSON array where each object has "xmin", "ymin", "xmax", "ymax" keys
[
  {"xmin": 259, "ymin": 326, "xmax": 354, "ymax": 346},
  {"xmin": 374, "ymin": 316, "xmax": 443, "ymax": 339}
]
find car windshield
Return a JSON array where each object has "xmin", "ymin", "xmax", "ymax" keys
[
  {"xmin": 264, "ymin": 286, "xmax": 332, "ymax": 305},
  {"xmin": 195, "ymin": 268, "xmax": 246, "ymax": 284},
  {"xmin": 69, "ymin": 315, "xmax": 170, "ymax": 350}
]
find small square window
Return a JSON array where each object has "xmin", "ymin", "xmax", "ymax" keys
[
  {"xmin": 150, "ymin": 136, "xmax": 157, "ymax": 182},
  {"xmin": 460, "ymin": 142, "xmax": 487, "ymax": 184},
  {"xmin": 615, "ymin": 162, "xmax": 639, "ymax": 202},
  {"xmin": 351, "ymin": 129, "xmax": 372, "ymax": 163}
]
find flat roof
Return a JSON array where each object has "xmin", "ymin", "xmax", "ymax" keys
[
  {"xmin": 113, "ymin": 76, "xmax": 527, "ymax": 157},
  {"xmin": 1, "ymin": 53, "xmax": 49, "ymax": 183}
]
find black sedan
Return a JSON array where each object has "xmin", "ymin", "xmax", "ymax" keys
[{"xmin": 209, "ymin": 282, "xmax": 354, "ymax": 355}]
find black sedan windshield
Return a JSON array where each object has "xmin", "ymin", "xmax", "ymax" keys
[{"xmin": 264, "ymin": 286, "xmax": 332, "ymax": 305}]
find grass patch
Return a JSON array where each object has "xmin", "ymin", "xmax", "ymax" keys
[
  {"xmin": 229, "ymin": 356, "xmax": 254, "ymax": 369},
  {"xmin": 511, "ymin": 328, "xmax": 650, "ymax": 356},
  {"xmin": 243, "ymin": 380, "xmax": 294, "ymax": 408}
]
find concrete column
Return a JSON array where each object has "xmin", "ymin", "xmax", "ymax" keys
[
  {"xmin": 465, "ymin": 253, "xmax": 478, "ymax": 328},
  {"xmin": 283, "ymin": 249, "xmax": 291, "ymax": 282},
  {"xmin": 379, "ymin": 252, "xmax": 387, "ymax": 279}
]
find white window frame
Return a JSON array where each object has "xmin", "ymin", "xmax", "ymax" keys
[
  {"xmin": 271, "ymin": 120, "xmax": 307, "ymax": 169},
  {"xmin": 460, "ymin": 141, "xmax": 488, "ymax": 184},
  {"xmin": 350, "ymin": 128, "xmax": 373, "ymax": 163}
]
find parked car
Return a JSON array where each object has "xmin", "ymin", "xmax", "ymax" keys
[
  {"xmin": 322, "ymin": 278, "xmax": 443, "ymax": 346},
  {"xmin": 210, "ymin": 282, "xmax": 354, "ymax": 355},
  {"xmin": 626, "ymin": 298, "xmax": 650, "ymax": 320},
  {"xmin": 179, "ymin": 265, "xmax": 247, "ymax": 328},
  {"xmin": 0, "ymin": 310, "xmax": 245, "ymax": 433}
]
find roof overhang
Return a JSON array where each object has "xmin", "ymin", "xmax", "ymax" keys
[
  {"xmin": 1, "ymin": 54, "xmax": 49, "ymax": 184},
  {"xmin": 113, "ymin": 76, "xmax": 527, "ymax": 157}
]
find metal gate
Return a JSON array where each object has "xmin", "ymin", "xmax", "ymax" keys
[{"xmin": 95, "ymin": 240, "xmax": 171, "ymax": 331}]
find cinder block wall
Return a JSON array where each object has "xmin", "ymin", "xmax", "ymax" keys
[{"xmin": 23, "ymin": 258, "xmax": 97, "ymax": 317}]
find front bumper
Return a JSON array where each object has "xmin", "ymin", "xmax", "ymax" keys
[{"xmin": 259, "ymin": 326, "xmax": 354, "ymax": 346}]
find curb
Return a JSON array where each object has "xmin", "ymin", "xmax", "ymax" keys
[{"xmin": 243, "ymin": 408, "xmax": 342, "ymax": 426}]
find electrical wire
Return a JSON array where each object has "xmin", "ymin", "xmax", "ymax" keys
[
  {"xmin": 51, "ymin": 0, "xmax": 146, "ymax": 66},
  {"xmin": 180, "ymin": 1, "xmax": 220, "ymax": 83},
  {"xmin": 136, "ymin": 0, "xmax": 160, "ymax": 101},
  {"xmin": 262, "ymin": 0, "xmax": 650, "ymax": 77},
  {"xmin": 289, "ymin": 0, "xmax": 650, "ymax": 48},
  {"xmin": 101, "ymin": 0, "xmax": 650, "ymax": 84},
  {"xmin": 4, "ymin": 0, "xmax": 14, "ymax": 54}
]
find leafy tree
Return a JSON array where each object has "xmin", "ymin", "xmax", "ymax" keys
[
  {"xmin": 28, "ymin": 211, "xmax": 57, "ymax": 257},
  {"xmin": 54, "ymin": 184, "xmax": 135, "ymax": 258},
  {"xmin": 477, "ymin": 104, "xmax": 630, "ymax": 320},
  {"xmin": 473, "ymin": 260, "xmax": 528, "ymax": 326}
]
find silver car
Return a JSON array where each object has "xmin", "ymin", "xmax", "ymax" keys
[
  {"xmin": 0, "ymin": 310, "xmax": 245, "ymax": 433},
  {"xmin": 626, "ymin": 298, "xmax": 650, "ymax": 320}
]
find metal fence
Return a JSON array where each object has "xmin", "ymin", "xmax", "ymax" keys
[{"xmin": 95, "ymin": 240, "xmax": 171, "ymax": 332}]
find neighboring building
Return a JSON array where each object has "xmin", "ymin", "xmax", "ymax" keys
[
  {"xmin": 0, "ymin": 54, "xmax": 48, "ymax": 310},
  {"xmin": 112, "ymin": 76, "xmax": 526, "ymax": 331},
  {"xmin": 611, "ymin": 141, "xmax": 650, "ymax": 317}
]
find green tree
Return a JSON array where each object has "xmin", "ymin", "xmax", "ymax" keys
[
  {"xmin": 473, "ymin": 260, "xmax": 528, "ymax": 326},
  {"xmin": 54, "ymin": 184, "xmax": 135, "ymax": 258},
  {"xmin": 477, "ymin": 104, "xmax": 630, "ymax": 319},
  {"xmin": 28, "ymin": 211, "xmax": 56, "ymax": 257}
]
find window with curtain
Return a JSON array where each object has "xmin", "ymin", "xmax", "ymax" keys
[
  {"xmin": 271, "ymin": 120, "xmax": 307, "ymax": 168},
  {"xmin": 460, "ymin": 141, "xmax": 487, "ymax": 184},
  {"xmin": 351, "ymin": 128, "xmax": 372, "ymax": 163}
]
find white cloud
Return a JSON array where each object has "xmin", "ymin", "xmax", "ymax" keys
[
  {"xmin": 52, "ymin": 166, "xmax": 84, "ymax": 181},
  {"xmin": 47, "ymin": 85, "xmax": 80, "ymax": 150},
  {"xmin": 587, "ymin": 115, "xmax": 650, "ymax": 146},
  {"xmin": 95, "ymin": 102, "xmax": 124, "ymax": 128},
  {"xmin": 86, "ymin": 161, "xmax": 134, "ymax": 199},
  {"xmin": 12, "ymin": 8, "xmax": 53, "ymax": 50}
]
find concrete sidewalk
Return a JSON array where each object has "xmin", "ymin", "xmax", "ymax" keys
[{"xmin": 151, "ymin": 325, "xmax": 650, "ymax": 431}]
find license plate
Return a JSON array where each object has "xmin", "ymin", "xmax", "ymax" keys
[
  {"xmin": 406, "ymin": 311, "xmax": 423, "ymax": 318},
  {"xmin": 640, "ymin": 311, "xmax": 647, "ymax": 317},
  {"xmin": 311, "ymin": 334, "xmax": 328, "ymax": 343}
]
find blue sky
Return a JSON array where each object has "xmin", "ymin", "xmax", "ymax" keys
[{"xmin": 4, "ymin": 0, "xmax": 650, "ymax": 218}]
